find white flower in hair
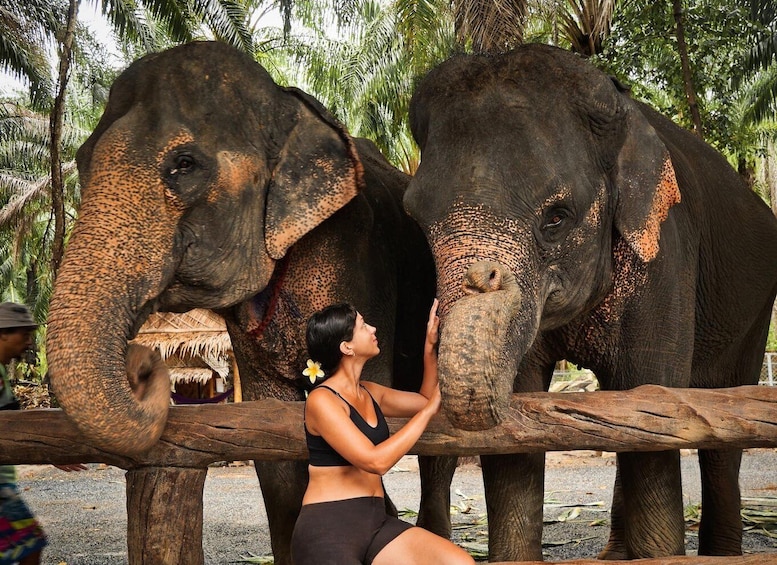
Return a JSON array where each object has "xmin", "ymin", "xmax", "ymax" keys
[{"xmin": 302, "ymin": 359, "xmax": 325, "ymax": 384}]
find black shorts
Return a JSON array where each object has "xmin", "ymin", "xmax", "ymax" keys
[{"xmin": 291, "ymin": 496, "xmax": 413, "ymax": 565}]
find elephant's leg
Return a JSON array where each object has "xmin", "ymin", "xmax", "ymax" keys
[
  {"xmin": 599, "ymin": 462, "xmax": 628, "ymax": 560},
  {"xmin": 254, "ymin": 460, "xmax": 308, "ymax": 565},
  {"xmin": 416, "ymin": 455, "xmax": 458, "ymax": 538},
  {"xmin": 481, "ymin": 452, "xmax": 545, "ymax": 562},
  {"xmin": 698, "ymin": 448, "xmax": 743, "ymax": 555},
  {"xmin": 618, "ymin": 450, "xmax": 685, "ymax": 558}
]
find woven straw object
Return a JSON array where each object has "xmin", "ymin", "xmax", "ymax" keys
[{"xmin": 132, "ymin": 309, "xmax": 233, "ymax": 385}]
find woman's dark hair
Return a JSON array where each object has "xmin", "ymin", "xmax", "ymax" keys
[{"xmin": 304, "ymin": 303, "xmax": 357, "ymax": 389}]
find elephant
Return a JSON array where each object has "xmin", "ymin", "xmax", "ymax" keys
[
  {"xmin": 404, "ymin": 43, "xmax": 777, "ymax": 561},
  {"xmin": 44, "ymin": 41, "xmax": 453, "ymax": 565}
]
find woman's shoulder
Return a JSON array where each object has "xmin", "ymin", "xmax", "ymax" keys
[
  {"xmin": 308, "ymin": 384, "xmax": 337, "ymax": 401},
  {"xmin": 307, "ymin": 384, "xmax": 348, "ymax": 410},
  {"xmin": 306, "ymin": 385, "xmax": 352, "ymax": 432}
]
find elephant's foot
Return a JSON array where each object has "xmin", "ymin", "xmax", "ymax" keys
[
  {"xmin": 601, "ymin": 464, "xmax": 628, "ymax": 560},
  {"xmin": 615, "ymin": 451, "xmax": 686, "ymax": 558},
  {"xmin": 697, "ymin": 448, "xmax": 744, "ymax": 556},
  {"xmin": 598, "ymin": 542, "xmax": 629, "ymax": 560}
]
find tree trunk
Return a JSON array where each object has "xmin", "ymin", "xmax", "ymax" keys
[
  {"xmin": 493, "ymin": 556, "xmax": 775, "ymax": 565},
  {"xmin": 49, "ymin": 0, "xmax": 80, "ymax": 279},
  {"xmin": 4, "ymin": 385, "xmax": 777, "ymax": 467},
  {"xmin": 738, "ymin": 157, "xmax": 756, "ymax": 190},
  {"xmin": 672, "ymin": 0, "xmax": 704, "ymax": 138}
]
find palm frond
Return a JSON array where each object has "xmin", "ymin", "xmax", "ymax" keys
[
  {"xmin": 192, "ymin": 0, "xmax": 254, "ymax": 52},
  {"xmin": 742, "ymin": 63, "xmax": 777, "ymax": 126},
  {"xmin": 97, "ymin": 0, "xmax": 163, "ymax": 51},
  {"xmin": 103, "ymin": 0, "xmax": 195, "ymax": 46},
  {"xmin": 557, "ymin": 0, "xmax": 614, "ymax": 56},
  {"xmin": 0, "ymin": 6, "xmax": 55, "ymax": 107},
  {"xmin": 452, "ymin": 0, "xmax": 527, "ymax": 52}
]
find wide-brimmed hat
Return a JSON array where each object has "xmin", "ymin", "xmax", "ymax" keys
[{"xmin": 0, "ymin": 302, "xmax": 38, "ymax": 329}]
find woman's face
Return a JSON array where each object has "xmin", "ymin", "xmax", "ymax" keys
[{"xmin": 345, "ymin": 313, "xmax": 379, "ymax": 358}]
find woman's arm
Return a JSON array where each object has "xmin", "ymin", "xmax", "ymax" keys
[
  {"xmin": 306, "ymin": 385, "xmax": 440, "ymax": 476},
  {"xmin": 418, "ymin": 297, "xmax": 439, "ymax": 400},
  {"xmin": 364, "ymin": 299, "xmax": 439, "ymax": 418}
]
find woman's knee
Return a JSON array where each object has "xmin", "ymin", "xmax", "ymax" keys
[{"xmin": 373, "ymin": 527, "xmax": 474, "ymax": 565}]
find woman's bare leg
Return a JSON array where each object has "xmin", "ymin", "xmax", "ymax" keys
[{"xmin": 372, "ymin": 527, "xmax": 474, "ymax": 565}]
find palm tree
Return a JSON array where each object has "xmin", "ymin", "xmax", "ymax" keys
[
  {"xmin": 452, "ymin": 0, "xmax": 526, "ymax": 52},
  {"xmin": 555, "ymin": 0, "xmax": 615, "ymax": 56},
  {"xmin": 280, "ymin": 0, "xmax": 456, "ymax": 172},
  {"xmin": 0, "ymin": 0, "xmax": 64, "ymax": 109},
  {"xmin": 0, "ymin": 96, "xmax": 86, "ymax": 314},
  {"xmin": 743, "ymin": 0, "xmax": 777, "ymax": 126}
]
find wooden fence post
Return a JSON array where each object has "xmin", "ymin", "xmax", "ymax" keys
[{"xmin": 126, "ymin": 466, "xmax": 208, "ymax": 565}]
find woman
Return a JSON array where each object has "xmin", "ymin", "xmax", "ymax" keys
[{"xmin": 291, "ymin": 300, "xmax": 474, "ymax": 565}]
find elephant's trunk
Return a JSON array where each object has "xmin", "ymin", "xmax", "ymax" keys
[
  {"xmin": 47, "ymin": 279, "xmax": 172, "ymax": 455},
  {"xmin": 46, "ymin": 162, "xmax": 176, "ymax": 455},
  {"xmin": 47, "ymin": 276, "xmax": 171, "ymax": 455},
  {"xmin": 439, "ymin": 261, "xmax": 536, "ymax": 431}
]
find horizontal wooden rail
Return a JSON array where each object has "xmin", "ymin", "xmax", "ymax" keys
[
  {"xmin": 1, "ymin": 384, "xmax": 776, "ymax": 468},
  {"xmin": 496, "ymin": 556, "xmax": 777, "ymax": 564}
]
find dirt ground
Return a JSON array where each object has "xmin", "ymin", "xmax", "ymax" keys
[{"xmin": 16, "ymin": 449, "xmax": 777, "ymax": 564}]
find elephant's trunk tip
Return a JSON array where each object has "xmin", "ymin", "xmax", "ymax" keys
[
  {"xmin": 441, "ymin": 380, "xmax": 505, "ymax": 431},
  {"xmin": 444, "ymin": 406, "xmax": 503, "ymax": 431},
  {"xmin": 49, "ymin": 344, "xmax": 173, "ymax": 457}
]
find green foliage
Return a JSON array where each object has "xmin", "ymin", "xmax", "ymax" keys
[
  {"xmin": 741, "ymin": 0, "xmax": 777, "ymax": 129},
  {"xmin": 100, "ymin": 0, "xmax": 255, "ymax": 54},
  {"xmin": 0, "ymin": 0, "xmax": 66, "ymax": 109},
  {"xmin": 0, "ymin": 55, "xmax": 100, "ymax": 322},
  {"xmin": 594, "ymin": 0, "xmax": 762, "ymax": 159},
  {"xmin": 277, "ymin": 0, "xmax": 457, "ymax": 172}
]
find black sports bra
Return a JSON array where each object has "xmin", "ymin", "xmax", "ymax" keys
[{"xmin": 305, "ymin": 385, "xmax": 390, "ymax": 467}]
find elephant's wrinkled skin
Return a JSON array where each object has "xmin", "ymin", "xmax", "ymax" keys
[
  {"xmin": 405, "ymin": 44, "xmax": 777, "ymax": 561},
  {"xmin": 45, "ymin": 41, "xmax": 450, "ymax": 565}
]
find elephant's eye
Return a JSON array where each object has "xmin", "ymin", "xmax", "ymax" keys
[
  {"xmin": 170, "ymin": 154, "xmax": 196, "ymax": 175},
  {"xmin": 162, "ymin": 148, "xmax": 211, "ymax": 201},
  {"xmin": 542, "ymin": 208, "xmax": 569, "ymax": 231}
]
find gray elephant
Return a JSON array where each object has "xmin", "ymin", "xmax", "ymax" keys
[
  {"xmin": 44, "ymin": 41, "xmax": 452, "ymax": 565},
  {"xmin": 404, "ymin": 43, "xmax": 777, "ymax": 561}
]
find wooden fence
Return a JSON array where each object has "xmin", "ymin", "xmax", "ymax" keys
[{"xmin": 2, "ymin": 384, "xmax": 777, "ymax": 564}]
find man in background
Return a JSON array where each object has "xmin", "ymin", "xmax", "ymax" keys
[{"xmin": 0, "ymin": 302, "xmax": 83, "ymax": 565}]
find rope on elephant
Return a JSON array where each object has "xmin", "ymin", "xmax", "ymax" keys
[
  {"xmin": 249, "ymin": 251, "xmax": 292, "ymax": 340},
  {"xmin": 170, "ymin": 388, "xmax": 233, "ymax": 404}
]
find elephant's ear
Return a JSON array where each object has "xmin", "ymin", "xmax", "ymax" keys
[
  {"xmin": 613, "ymin": 104, "xmax": 681, "ymax": 263},
  {"xmin": 265, "ymin": 88, "xmax": 364, "ymax": 260}
]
